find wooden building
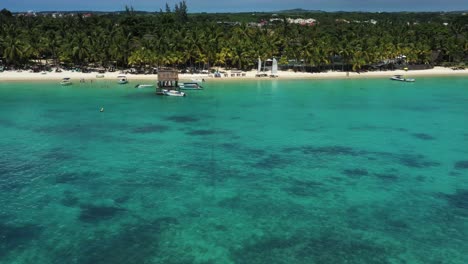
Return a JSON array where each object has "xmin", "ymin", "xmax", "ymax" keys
[{"xmin": 157, "ymin": 69, "xmax": 179, "ymax": 95}]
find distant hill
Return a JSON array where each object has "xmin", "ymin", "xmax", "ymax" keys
[
  {"xmin": 12, "ymin": 9, "xmax": 467, "ymax": 15},
  {"xmin": 275, "ymin": 8, "xmax": 325, "ymax": 13}
]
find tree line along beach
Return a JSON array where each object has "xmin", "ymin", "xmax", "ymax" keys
[{"xmin": 0, "ymin": 3, "xmax": 466, "ymax": 81}]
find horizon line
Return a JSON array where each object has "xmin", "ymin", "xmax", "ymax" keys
[{"xmin": 8, "ymin": 9, "xmax": 468, "ymax": 14}]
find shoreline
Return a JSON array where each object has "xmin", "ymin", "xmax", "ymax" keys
[{"xmin": 1, "ymin": 67, "xmax": 467, "ymax": 82}]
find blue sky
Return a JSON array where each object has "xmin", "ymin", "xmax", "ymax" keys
[{"xmin": 1, "ymin": 0, "xmax": 466, "ymax": 12}]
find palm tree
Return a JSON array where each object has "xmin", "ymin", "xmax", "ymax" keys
[{"xmin": 2, "ymin": 36, "xmax": 25, "ymax": 66}]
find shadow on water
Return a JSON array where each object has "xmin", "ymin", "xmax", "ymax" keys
[
  {"xmin": 411, "ymin": 133, "xmax": 436, "ymax": 140},
  {"xmin": 397, "ymin": 154, "xmax": 440, "ymax": 168},
  {"xmin": 253, "ymin": 154, "xmax": 292, "ymax": 169},
  {"xmin": 186, "ymin": 129, "xmax": 219, "ymax": 136},
  {"xmin": 282, "ymin": 145, "xmax": 440, "ymax": 169},
  {"xmin": 0, "ymin": 118, "xmax": 15, "ymax": 128},
  {"xmin": 437, "ymin": 189, "xmax": 468, "ymax": 215},
  {"xmin": 165, "ymin": 115, "xmax": 200, "ymax": 123},
  {"xmin": 55, "ymin": 171, "xmax": 102, "ymax": 184},
  {"xmin": 41, "ymin": 147, "xmax": 75, "ymax": 162},
  {"xmin": 282, "ymin": 178, "xmax": 325, "ymax": 197},
  {"xmin": 454, "ymin": 160, "xmax": 468, "ymax": 170},
  {"xmin": 346, "ymin": 205, "xmax": 411, "ymax": 233},
  {"xmin": 62, "ymin": 217, "xmax": 180, "ymax": 264},
  {"xmin": 78, "ymin": 204, "xmax": 126, "ymax": 223},
  {"xmin": 183, "ymin": 127, "xmax": 234, "ymax": 136},
  {"xmin": 283, "ymin": 145, "xmax": 359, "ymax": 156},
  {"xmin": 0, "ymin": 223, "xmax": 42, "ymax": 258},
  {"xmin": 232, "ymin": 231, "xmax": 395, "ymax": 264},
  {"xmin": 0, "ymin": 157, "xmax": 39, "ymax": 191},
  {"xmin": 373, "ymin": 172, "xmax": 399, "ymax": 182},
  {"xmin": 61, "ymin": 191, "xmax": 80, "ymax": 207},
  {"xmin": 132, "ymin": 125, "xmax": 170, "ymax": 134},
  {"xmin": 343, "ymin": 168, "xmax": 369, "ymax": 178}
]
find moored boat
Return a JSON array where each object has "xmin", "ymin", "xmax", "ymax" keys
[
  {"xmin": 179, "ymin": 82, "xmax": 203, "ymax": 90},
  {"xmin": 390, "ymin": 75, "xmax": 415, "ymax": 82},
  {"xmin": 60, "ymin": 78, "xmax": 72, "ymax": 86},
  {"xmin": 135, "ymin": 84, "xmax": 154, "ymax": 89},
  {"xmin": 163, "ymin": 89, "xmax": 186, "ymax": 97},
  {"xmin": 118, "ymin": 75, "xmax": 128, "ymax": 84}
]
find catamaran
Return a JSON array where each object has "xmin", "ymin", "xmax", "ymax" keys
[
  {"xmin": 270, "ymin": 58, "xmax": 278, "ymax": 78},
  {"xmin": 256, "ymin": 58, "xmax": 268, "ymax": 77}
]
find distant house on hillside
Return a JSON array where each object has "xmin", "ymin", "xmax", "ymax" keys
[
  {"xmin": 270, "ymin": 18, "xmax": 283, "ymax": 23},
  {"xmin": 335, "ymin": 19, "xmax": 350, "ymax": 24},
  {"xmin": 287, "ymin": 18, "xmax": 317, "ymax": 26}
]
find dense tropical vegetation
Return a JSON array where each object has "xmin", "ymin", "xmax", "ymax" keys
[{"xmin": 0, "ymin": 2, "xmax": 466, "ymax": 72}]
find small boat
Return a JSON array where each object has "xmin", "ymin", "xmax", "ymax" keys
[
  {"xmin": 118, "ymin": 75, "xmax": 128, "ymax": 84},
  {"xmin": 179, "ymin": 82, "xmax": 203, "ymax": 90},
  {"xmin": 60, "ymin": 78, "xmax": 72, "ymax": 86},
  {"xmin": 163, "ymin": 89, "xmax": 186, "ymax": 97},
  {"xmin": 135, "ymin": 84, "xmax": 154, "ymax": 89},
  {"xmin": 390, "ymin": 75, "xmax": 415, "ymax": 82},
  {"xmin": 96, "ymin": 74, "xmax": 105, "ymax": 78}
]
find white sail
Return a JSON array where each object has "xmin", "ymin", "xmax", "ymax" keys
[
  {"xmin": 258, "ymin": 58, "xmax": 262, "ymax": 72},
  {"xmin": 271, "ymin": 58, "xmax": 278, "ymax": 76}
]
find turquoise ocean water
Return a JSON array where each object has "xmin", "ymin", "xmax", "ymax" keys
[{"xmin": 0, "ymin": 77, "xmax": 467, "ymax": 263}]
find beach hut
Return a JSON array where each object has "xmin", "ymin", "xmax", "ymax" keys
[{"xmin": 157, "ymin": 68, "xmax": 179, "ymax": 95}]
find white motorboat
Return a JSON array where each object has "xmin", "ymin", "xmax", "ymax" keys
[
  {"xmin": 135, "ymin": 84, "xmax": 154, "ymax": 89},
  {"xmin": 118, "ymin": 75, "xmax": 128, "ymax": 84},
  {"xmin": 390, "ymin": 75, "xmax": 415, "ymax": 82},
  {"xmin": 179, "ymin": 82, "xmax": 203, "ymax": 90},
  {"xmin": 60, "ymin": 78, "xmax": 72, "ymax": 86},
  {"xmin": 163, "ymin": 89, "xmax": 186, "ymax": 97}
]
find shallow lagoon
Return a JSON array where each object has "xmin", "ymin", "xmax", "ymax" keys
[{"xmin": 0, "ymin": 77, "xmax": 467, "ymax": 263}]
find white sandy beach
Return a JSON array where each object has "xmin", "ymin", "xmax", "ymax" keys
[{"xmin": 0, "ymin": 67, "xmax": 467, "ymax": 82}]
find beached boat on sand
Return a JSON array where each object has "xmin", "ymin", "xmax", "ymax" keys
[
  {"xmin": 270, "ymin": 58, "xmax": 278, "ymax": 78},
  {"xmin": 256, "ymin": 58, "xmax": 268, "ymax": 77},
  {"xmin": 391, "ymin": 75, "xmax": 415, "ymax": 82},
  {"xmin": 118, "ymin": 75, "xmax": 128, "ymax": 84},
  {"xmin": 60, "ymin": 78, "xmax": 72, "ymax": 86}
]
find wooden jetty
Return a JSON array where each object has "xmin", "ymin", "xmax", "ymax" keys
[{"xmin": 157, "ymin": 68, "xmax": 179, "ymax": 95}]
